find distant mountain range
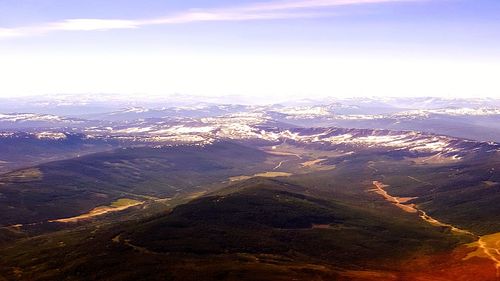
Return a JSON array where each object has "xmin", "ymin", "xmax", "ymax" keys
[
  {"xmin": 1, "ymin": 96, "xmax": 500, "ymax": 280},
  {"xmin": 1, "ymin": 96, "xmax": 500, "ymax": 143}
]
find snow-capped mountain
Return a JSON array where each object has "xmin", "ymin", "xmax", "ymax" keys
[
  {"xmin": 0, "ymin": 113, "xmax": 87, "ymax": 129},
  {"xmin": 392, "ymin": 108, "xmax": 500, "ymax": 118},
  {"xmin": 1, "ymin": 96, "xmax": 500, "ymax": 145},
  {"xmin": 1, "ymin": 112, "xmax": 497, "ymax": 160},
  {"xmin": 0, "ymin": 113, "xmax": 75, "ymax": 123}
]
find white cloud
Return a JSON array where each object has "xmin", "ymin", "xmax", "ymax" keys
[
  {"xmin": 0, "ymin": 28, "xmax": 23, "ymax": 38},
  {"xmin": 242, "ymin": 0, "xmax": 415, "ymax": 11},
  {"xmin": 0, "ymin": 0, "xmax": 422, "ymax": 38},
  {"xmin": 48, "ymin": 19, "xmax": 140, "ymax": 31}
]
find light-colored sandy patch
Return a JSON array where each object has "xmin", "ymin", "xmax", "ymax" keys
[
  {"xmin": 229, "ymin": 175, "xmax": 252, "ymax": 181},
  {"xmin": 483, "ymin": 181, "xmax": 499, "ymax": 187},
  {"xmin": 229, "ymin": 172, "xmax": 292, "ymax": 182},
  {"xmin": 155, "ymin": 198, "xmax": 172, "ymax": 204},
  {"xmin": 397, "ymin": 197, "xmax": 418, "ymax": 203},
  {"xmin": 301, "ymin": 159, "xmax": 326, "ymax": 167},
  {"xmin": 112, "ymin": 234, "xmax": 121, "ymax": 243},
  {"xmin": 371, "ymin": 181, "xmax": 418, "ymax": 213},
  {"xmin": 408, "ymin": 153, "xmax": 462, "ymax": 165},
  {"xmin": 251, "ymin": 171, "xmax": 291, "ymax": 178},
  {"xmin": 256, "ymin": 171, "xmax": 292, "ymax": 178},
  {"xmin": 110, "ymin": 198, "xmax": 142, "ymax": 208},
  {"xmin": 186, "ymin": 191, "xmax": 207, "ymax": 200},
  {"xmin": 229, "ymin": 176, "xmax": 252, "ymax": 181},
  {"xmin": 300, "ymin": 158, "xmax": 336, "ymax": 171},
  {"xmin": 49, "ymin": 198, "xmax": 143, "ymax": 223},
  {"xmin": 1, "ymin": 224, "xmax": 24, "ymax": 234},
  {"xmin": 265, "ymin": 150, "xmax": 302, "ymax": 159},
  {"xmin": 464, "ymin": 232, "xmax": 500, "ymax": 277}
]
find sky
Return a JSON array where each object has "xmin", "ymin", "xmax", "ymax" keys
[{"xmin": 0, "ymin": 0, "xmax": 499, "ymax": 99}]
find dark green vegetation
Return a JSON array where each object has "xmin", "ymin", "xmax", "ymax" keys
[
  {"xmin": 0, "ymin": 140, "xmax": 499, "ymax": 280},
  {"xmin": 127, "ymin": 178, "xmax": 464, "ymax": 261},
  {"xmin": 374, "ymin": 153, "xmax": 500, "ymax": 235},
  {"xmin": 0, "ymin": 133, "xmax": 116, "ymax": 174},
  {"xmin": 0, "ymin": 142, "xmax": 269, "ymax": 226},
  {"xmin": 0, "ymin": 177, "xmax": 468, "ymax": 281}
]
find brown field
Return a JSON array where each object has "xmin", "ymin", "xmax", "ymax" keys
[
  {"xmin": 464, "ymin": 232, "xmax": 500, "ymax": 277},
  {"xmin": 229, "ymin": 172, "xmax": 292, "ymax": 182},
  {"xmin": 300, "ymin": 158, "xmax": 326, "ymax": 167},
  {"xmin": 49, "ymin": 198, "xmax": 143, "ymax": 223}
]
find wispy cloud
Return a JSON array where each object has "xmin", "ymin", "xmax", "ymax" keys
[
  {"xmin": 0, "ymin": 28, "xmax": 23, "ymax": 38},
  {"xmin": 241, "ymin": 0, "xmax": 416, "ymax": 11},
  {"xmin": 0, "ymin": 0, "xmax": 421, "ymax": 38}
]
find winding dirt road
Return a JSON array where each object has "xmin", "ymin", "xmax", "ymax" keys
[
  {"xmin": 372, "ymin": 181, "xmax": 500, "ymax": 278},
  {"xmin": 371, "ymin": 181, "xmax": 474, "ymax": 236}
]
